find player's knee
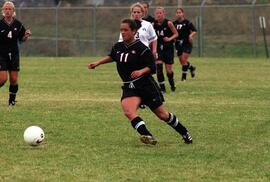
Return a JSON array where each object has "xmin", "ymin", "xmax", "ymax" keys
[
  {"xmin": 157, "ymin": 111, "xmax": 169, "ymax": 121},
  {"xmin": 123, "ymin": 109, "xmax": 136, "ymax": 120}
]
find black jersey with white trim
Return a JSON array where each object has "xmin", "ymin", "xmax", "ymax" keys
[
  {"xmin": 109, "ymin": 40, "xmax": 156, "ymax": 82},
  {"xmin": 173, "ymin": 19, "xmax": 196, "ymax": 44},
  {"xmin": 0, "ymin": 18, "xmax": 26, "ymax": 54},
  {"xmin": 154, "ymin": 19, "xmax": 174, "ymax": 49}
]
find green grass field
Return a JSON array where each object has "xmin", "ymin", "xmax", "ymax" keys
[{"xmin": 0, "ymin": 57, "xmax": 269, "ymax": 181}]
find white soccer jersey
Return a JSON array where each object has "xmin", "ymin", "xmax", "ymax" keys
[{"xmin": 119, "ymin": 20, "xmax": 157, "ymax": 47}]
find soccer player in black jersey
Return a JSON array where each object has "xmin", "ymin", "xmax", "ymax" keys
[
  {"xmin": 0, "ymin": 1, "xmax": 31, "ymax": 106},
  {"xmin": 173, "ymin": 8, "xmax": 197, "ymax": 81},
  {"xmin": 141, "ymin": 1, "xmax": 155, "ymax": 24},
  {"xmin": 88, "ymin": 19, "xmax": 192, "ymax": 145},
  {"xmin": 154, "ymin": 7, "xmax": 178, "ymax": 93}
]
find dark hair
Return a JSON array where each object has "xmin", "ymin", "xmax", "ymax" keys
[
  {"xmin": 121, "ymin": 19, "xmax": 139, "ymax": 31},
  {"xmin": 141, "ymin": 1, "xmax": 149, "ymax": 8},
  {"xmin": 176, "ymin": 7, "xmax": 184, "ymax": 13}
]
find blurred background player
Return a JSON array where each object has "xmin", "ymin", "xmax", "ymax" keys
[
  {"xmin": 119, "ymin": 2, "xmax": 157, "ymax": 58},
  {"xmin": 88, "ymin": 19, "xmax": 192, "ymax": 145},
  {"xmin": 141, "ymin": 1, "xmax": 155, "ymax": 24},
  {"xmin": 0, "ymin": 1, "xmax": 31, "ymax": 106},
  {"xmin": 173, "ymin": 8, "xmax": 197, "ymax": 81},
  {"xmin": 154, "ymin": 7, "xmax": 178, "ymax": 93}
]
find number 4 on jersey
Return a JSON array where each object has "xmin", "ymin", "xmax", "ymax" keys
[{"xmin": 7, "ymin": 31, "xmax": 12, "ymax": 39}]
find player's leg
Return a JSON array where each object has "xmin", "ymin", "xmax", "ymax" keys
[
  {"xmin": 179, "ymin": 53, "xmax": 189, "ymax": 81},
  {"xmin": 152, "ymin": 105, "xmax": 193, "ymax": 144},
  {"xmin": 187, "ymin": 60, "xmax": 196, "ymax": 78},
  {"xmin": 165, "ymin": 64, "xmax": 175, "ymax": 92},
  {"xmin": 121, "ymin": 96, "xmax": 157, "ymax": 145},
  {"xmin": 0, "ymin": 55, "xmax": 8, "ymax": 88},
  {"xmin": 184, "ymin": 44, "xmax": 196, "ymax": 78},
  {"xmin": 0, "ymin": 71, "xmax": 8, "ymax": 88},
  {"xmin": 156, "ymin": 60, "xmax": 166, "ymax": 93},
  {"xmin": 165, "ymin": 48, "xmax": 176, "ymax": 92},
  {"xmin": 8, "ymin": 71, "xmax": 19, "ymax": 106}
]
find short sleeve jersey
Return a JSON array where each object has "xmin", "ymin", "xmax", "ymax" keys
[
  {"xmin": 119, "ymin": 20, "xmax": 157, "ymax": 48},
  {"xmin": 154, "ymin": 19, "xmax": 174, "ymax": 49},
  {"xmin": 173, "ymin": 19, "xmax": 196, "ymax": 44},
  {"xmin": 109, "ymin": 40, "xmax": 156, "ymax": 82},
  {"xmin": 0, "ymin": 18, "xmax": 26, "ymax": 54}
]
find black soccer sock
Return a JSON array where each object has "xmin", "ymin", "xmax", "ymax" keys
[
  {"xmin": 166, "ymin": 112, "xmax": 188, "ymax": 135},
  {"xmin": 131, "ymin": 116, "xmax": 152, "ymax": 136},
  {"xmin": 167, "ymin": 72, "xmax": 175, "ymax": 88},
  {"xmin": 182, "ymin": 65, "xmax": 188, "ymax": 80},
  {"xmin": 157, "ymin": 64, "xmax": 165, "ymax": 91},
  {"xmin": 187, "ymin": 61, "xmax": 194, "ymax": 70},
  {"xmin": 9, "ymin": 84, "xmax": 18, "ymax": 102}
]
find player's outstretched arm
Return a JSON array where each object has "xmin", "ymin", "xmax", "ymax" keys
[
  {"xmin": 87, "ymin": 56, "xmax": 113, "ymax": 69},
  {"xmin": 22, "ymin": 29, "xmax": 32, "ymax": 42}
]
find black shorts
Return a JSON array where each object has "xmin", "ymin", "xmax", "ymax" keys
[
  {"xmin": 0, "ymin": 52, "xmax": 20, "ymax": 71},
  {"xmin": 157, "ymin": 47, "xmax": 174, "ymax": 65},
  {"xmin": 175, "ymin": 42, "xmax": 192, "ymax": 56},
  {"xmin": 121, "ymin": 76, "xmax": 164, "ymax": 110}
]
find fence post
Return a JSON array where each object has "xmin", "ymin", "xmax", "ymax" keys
[
  {"xmin": 198, "ymin": 0, "xmax": 206, "ymax": 57},
  {"xmin": 259, "ymin": 16, "xmax": 269, "ymax": 58},
  {"xmin": 55, "ymin": 1, "xmax": 61, "ymax": 57},
  {"xmin": 92, "ymin": 6, "xmax": 97, "ymax": 56},
  {"xmin": 196, "ymin": 16, "xmax": 202, "ymax": 57},
  {"xmin": 251, "ymin": 0, "xmax": 257, "ymax": 57}
]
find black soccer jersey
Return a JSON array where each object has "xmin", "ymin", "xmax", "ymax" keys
[
  {"xmin": 173, "ymin": 19, "xmax": 196, "ymax": 44},
  {"xmin": 109, "ymin": 40, "xmax": 156, "ymax": 82},
  {"xmin": 154, "ymin": 19, "xmax": 174, "ymax": 50},
  {"xmin": 0, "ymin": 18, "xmax": 26, "ymax": 54},
  {"xmin": 143, "ymin": 15, "xmax": 155, "ymax": 24}
]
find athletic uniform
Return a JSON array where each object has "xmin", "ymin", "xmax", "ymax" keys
[
  {"xmin": 109, "ymin": 39, "xmax": 164, "ymax": 110},
  {"xmin": 173, "ymin": 19, "xmax": 197, "ymax": 81},
  {"xmin": 153, "ymin": 19, "xmax": 176, "ymax": 92},
  {"xmin": 0, "ymin": 18, "xmax": 26, "ymax": 71},
  {"xmin": 173, "ymin": 19, "xmax": 196, "ymax": 56},
  {"xmin": 119, "ymin": 20, "xmax": 157, "ymax": 48},
  {"xmin": 154, "ymin": 18, "xmax": 174, "ymax": 64}
]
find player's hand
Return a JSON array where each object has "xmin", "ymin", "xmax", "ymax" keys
[
  {"xmin": 87, "ymin": 62, "xmax": 99, "ymax": 69},
  {"xmin": 152, "ymin": 51, "xmax": 158, "ymax": 60},
  {"xmin": 131, "ymin": 70, "xmax": 142, "ymax": 78},
  {"xmin": 25, "ymin": 29, "xmax": 32, "ymax": 38},
  {"xmin": 189, "ymin": 35, "xmax": 193, "ymax": 43},
  {"xmin": 163, "ymin": 37, "xmax": 170, "ymax": 42}
]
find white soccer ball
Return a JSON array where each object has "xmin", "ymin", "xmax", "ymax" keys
[{"xmin": 23, "ymin": 126, "xmax": 45, "ymax": 146}]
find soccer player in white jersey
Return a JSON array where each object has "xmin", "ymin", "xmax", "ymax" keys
[{"xmin": 119, "ymin": 2, "xmax": 157, "ymax": 58}]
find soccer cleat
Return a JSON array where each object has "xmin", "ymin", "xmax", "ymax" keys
[
  {"xmin": 159, "ymin": 84, "xmax": 166, "ymax": 94},
  {"xmin": 182, "ymin": 132, "xmax": 193, "ymax": 144},
  {"xmin": 139, "ymin": 104, "xmax": 146, "ymax": 109},
  {"xmin": 190, "ymin": 66, "xmax": 196, "ymax": 78},
  {"xmin": 181, "ymin": 77, "xmax": 186, "ymax": 82},
  {"xmin": 8, "ymin": 100, "xmax": 16, "ymax": 106},
  {"xmin": 171, "ymin": 86, "xmax": 176, "ymax": 92},
  {"xmin": 140, "ymin": 135, "xmax": 157, "ymax": 145},
  {"xmin": 181, "ymin": 74, "xmax": 187, "ymax": 82}
]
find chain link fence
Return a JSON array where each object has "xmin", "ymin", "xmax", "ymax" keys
[{"xmin": 17, "ymin": 4, "xmax": 270, "ymax": 57}]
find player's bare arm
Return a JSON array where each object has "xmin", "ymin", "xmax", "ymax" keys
[
  {"xmin": 163, "ymin": 21, "xmax": 178, "ymax": 42},
  {"xmin": 131, "ymin": 67, "xmax": 151, "ymax": 78},
  {"xmin": 87, "ymin": 56, "xmax": 113, "ymax": 69}
]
